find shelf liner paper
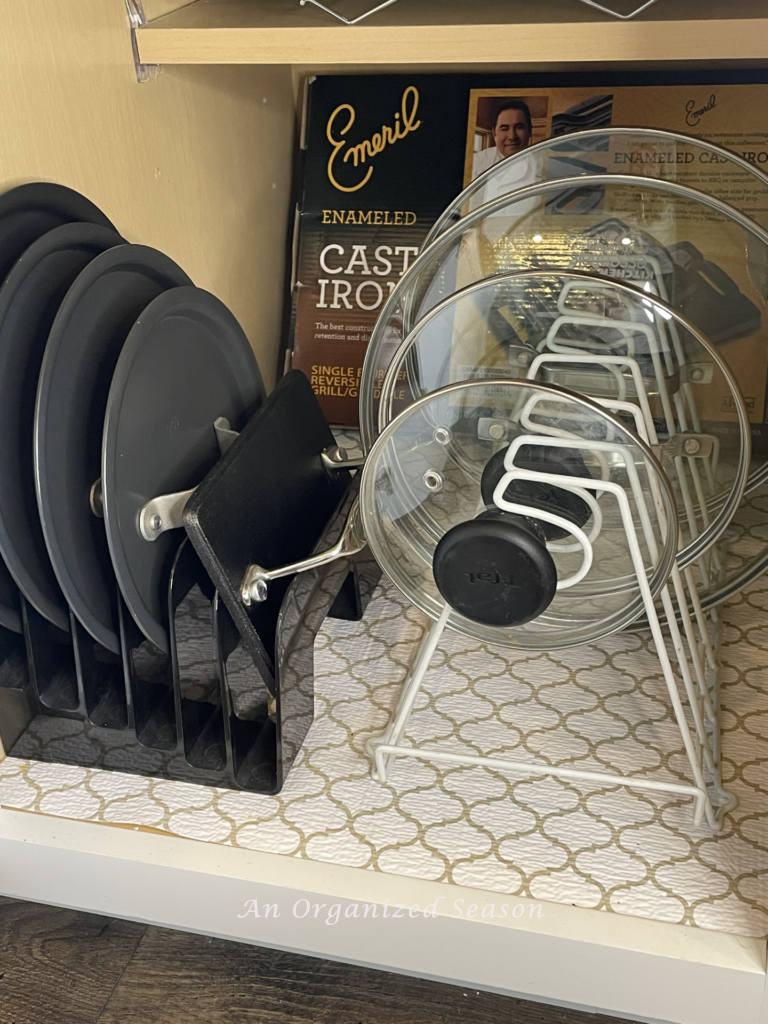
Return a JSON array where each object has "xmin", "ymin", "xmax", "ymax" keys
[{"xmin": 2, "ymin": 568, "xmax": 766, "ymax": 939}]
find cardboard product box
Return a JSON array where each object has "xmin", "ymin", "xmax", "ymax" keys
[
  {"xmin": 288, "ymin": 75, "xmax": 467, "ymax": 426},
  {"xmin": 287, "ymin": 72, "xmax": 768, "ymax": 448}
]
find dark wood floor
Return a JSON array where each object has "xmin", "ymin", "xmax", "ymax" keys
[{"xmin": 0, "ymin": 897, "xmax": 630, "ymax": 1023}]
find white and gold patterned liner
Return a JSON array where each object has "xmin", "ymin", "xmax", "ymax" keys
[{"xmin": 1, "ymin": 567, "xmax": 766, "ymax": 941}]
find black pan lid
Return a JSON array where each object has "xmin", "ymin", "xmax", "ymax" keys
[
  {"xmin": 35, "ymin": 244, "xmax": 192, "ymax": 653},
  {"xmin": 0, "ymin": 183, "xmax": 115, "ymax": 633},
  {"xmin": 0, "ymin": 182, "xmax": 115, "ymax": 284},
  {"xmin": 0, "ymin": 222, "xmax": 124, "ymax": 632},
  {"xmin": 102, "ymin": 286, "xmax": 265, "ymax": 653}
]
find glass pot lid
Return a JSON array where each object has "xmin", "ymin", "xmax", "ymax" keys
[
  {"xmin": 425, "ymin": 127, "xmax": 768, "ymax": 247},
  {"xmin": 359, "ymin": 378, "xmax": 678, "ymax": 650},
  {"xmin": 359, "ymin": 175, "xmax": 768, "ymax": 477},
  {"xmin": 375, "ymin": 270, "xmax": 750, "ymax": 583}
]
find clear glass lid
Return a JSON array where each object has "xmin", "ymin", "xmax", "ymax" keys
[
  {"xmin": 359, "ymin": 378, "xmax": 678, "ymax": 650},
  {"xmin": 376, "ymin": 270, "xmax": 750, "ymax": 577},
  {"xmin": 426, "ymin": 127, "xmax": 768, "ymax": 247},
  {"xmin": 359, "ymin": 175, "xmax": 768, "ymax": 480}
]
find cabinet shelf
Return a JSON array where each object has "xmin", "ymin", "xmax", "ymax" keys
[{"xmin": 137, "ymin": 0, "xmax": 768, "ymax": 68}]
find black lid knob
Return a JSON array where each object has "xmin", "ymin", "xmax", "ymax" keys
[
  {"xmin": 480, "ymin": 446, "xmax": 592, "ymax": 542},
  {"xmin": 433, "ymin": 511, "xmax": 557, "ymax": 628}
]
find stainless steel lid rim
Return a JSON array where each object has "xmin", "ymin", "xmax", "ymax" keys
[
  {"xmin": 360, "ymin": 171, "xmax": 768, "ymax": 453},
  {"xmin": 360, "ymin": 377, "xmax": 678, "ymax": 650},
  {"xmin": 424, "ymin": 125, "xmax": 768, "ymax": 248},
  {"xmin": 374, "ymin": 268, "xmax": 751, "ymax": 579}
]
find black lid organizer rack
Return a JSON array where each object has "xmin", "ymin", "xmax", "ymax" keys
[{"xmin": 0, "ymin": 183, "xmax": 379, "ymax": 795}]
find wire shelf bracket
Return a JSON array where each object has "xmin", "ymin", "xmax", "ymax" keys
[
  {"xmin": 125, "ymin": 0, "xmax": 160, "ymax": 83},
  {"xmin": 298, "ymin": 0, "xmax": 663, "ymax": 26}
]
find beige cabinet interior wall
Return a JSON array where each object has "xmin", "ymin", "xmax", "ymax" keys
[{"xmin": 0, "ymin": 0, "xmax": 295, "ymax": 386}]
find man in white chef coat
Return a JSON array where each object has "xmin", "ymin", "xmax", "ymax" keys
[
  {"xmin": 472, "ymin": 99, "xmax": 534, "ymax": 180},
  {"xmin": 455, "ymin": 97, "xmax": 541, "ymax": 302}
]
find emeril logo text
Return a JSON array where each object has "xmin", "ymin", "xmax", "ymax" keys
[
  {"xmin": 685, "ymin": 93, "xmax": 716, "ymax": 127},
  {"xmin": 326, "ymin": 86, "xmax": 422, "ymax": 192}
]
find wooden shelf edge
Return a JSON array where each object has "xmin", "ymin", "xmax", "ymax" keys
[
  {"xmin": 137, "ymin": 17, "xmax": 768, "ymax": 66},
  {"xmin": 2, "ymin": 809, "xmax": 766, "ymax": 1024}
]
